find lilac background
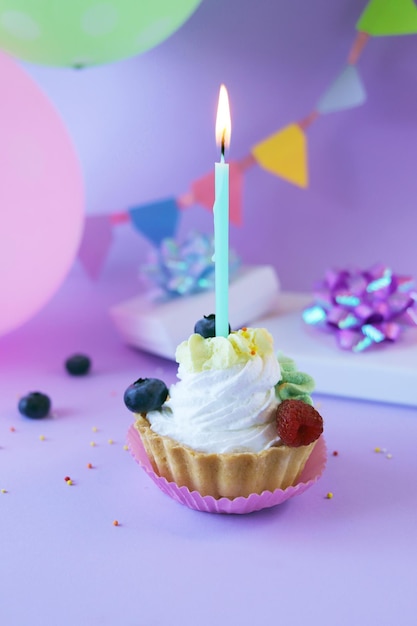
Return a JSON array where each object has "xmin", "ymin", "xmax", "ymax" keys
[
  {"xmin": 20, "ymin": 0, "xmax": 417, "ymax": 297},
  {"xmin": 1, "ymin": 3, "xmax": 417, "ymax": 624}
]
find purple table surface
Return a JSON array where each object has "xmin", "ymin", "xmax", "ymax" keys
[{"xmin": 1, "ymin": 266, "xmax": 417, "ymax": 626}]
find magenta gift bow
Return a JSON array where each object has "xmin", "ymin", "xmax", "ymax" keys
[{"xmin": 302, "ymin": 264, "xmax": 417, "ymax": 352}]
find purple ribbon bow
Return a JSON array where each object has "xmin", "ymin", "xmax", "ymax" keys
[
  {"xmin": 142, "ymin": 231, "xmax": 240, "ymax": 299},
  {"xmin": 302, "ymin": 264, "xmax": 417, "ymax": 352}
]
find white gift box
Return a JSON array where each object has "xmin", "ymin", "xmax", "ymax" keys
[
  {"xmin": 257, "ymin": 292, "xmax": 417, "ymax": 408},
  {"xmin": 110, "ymin": 265, "xmax": 280, "ymax": 360}
]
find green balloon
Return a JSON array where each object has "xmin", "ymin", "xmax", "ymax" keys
[{"xmin": 0, "ymin": 0, "xmax": 202, "ymax": 67}]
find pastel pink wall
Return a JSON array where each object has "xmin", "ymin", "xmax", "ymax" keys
[{"xmin": 22, "ymin": 0, "xmax": 417, "ymax": 295}]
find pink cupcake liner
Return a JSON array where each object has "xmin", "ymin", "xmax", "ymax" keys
[{"xmin": 127, "ymin": 425, "xmax": 327, "ymax": 515}]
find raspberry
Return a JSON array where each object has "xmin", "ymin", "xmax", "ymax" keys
[{"xmin": 276, "ymin": 399, "xmax": 323, "ymax": 447}]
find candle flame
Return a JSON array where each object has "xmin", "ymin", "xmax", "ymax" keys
[{"xmin": 215, "ymin": 84, "xmax": 231, "ymax": 157}]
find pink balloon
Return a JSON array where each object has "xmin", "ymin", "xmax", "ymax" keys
[{"xmin": 0, "ymin": 52, "xmax": 84, "ymax": 337}]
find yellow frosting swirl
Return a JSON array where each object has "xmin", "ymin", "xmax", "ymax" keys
[{"xmin": 175, "ymin": 327, "xmax": 275, "ymax": 374}]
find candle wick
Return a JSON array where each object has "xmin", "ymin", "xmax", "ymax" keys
[{"xmin": 221, "ymin": 130, "xmax": 226, "ymax": 161}]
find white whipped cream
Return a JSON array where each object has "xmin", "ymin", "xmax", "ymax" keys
[{"xmin": 146, "ymin": 328, "xmax": 281, "ymax": 453}]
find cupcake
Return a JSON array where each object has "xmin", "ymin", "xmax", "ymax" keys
[{"xmin": 124, "ymin": 317, "xmax": 324, "ymax": 501}]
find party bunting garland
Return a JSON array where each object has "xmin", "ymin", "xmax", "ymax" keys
[{"xmin": 78, "ymin": 0, "xmax": 417, "ymax": 279}]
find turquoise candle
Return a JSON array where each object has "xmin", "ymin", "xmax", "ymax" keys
[
  {"xmin": 214, "ymin": 85, "xmax": 231, "ymax": 338},
  {"xmin": 214, "ymin": 156, "xmax": 230, "ymax": 337}
]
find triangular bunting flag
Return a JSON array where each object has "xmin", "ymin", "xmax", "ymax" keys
[
  {"xmin": 129, "ymin": 198, "xmax": 179, "ymax": 247},
  {"xmin": 357, "ymin": 0, "xmax": 417, "ymax": 36},
  {"xmin": 78, "ymin": 214, "xmax": 113, "ymax": 279},
  {"xmin": 251, "ymin": 124, "xmax": 308, "ymax": 188},
  {"xmin": 191, "ymin": 161, "xmax": 244, "ymax": 225},
  {"xmin": 229, "ymin": 162, "xmax": 244, "ymax": 226},
  {"xmin": 191, "ymin": 171, "xmax": 212, "ymax": 208},
  {"xmin": 317, "ymin": 65, "xmax": 366, "ymax": 114}
]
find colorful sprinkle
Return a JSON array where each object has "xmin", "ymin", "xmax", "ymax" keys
[
  {"xmin": 113, "ymin": 520, "xmax": 120, "ymax": 526},
  {"xmin": 386, "ymin": 453, "xmax": 393, "ymax": 459},
  {"xmin": 64, "ymin": 476, "xmax": 71, "ymax": 482},
  {"xmin": 92, "ymin": 427, "xmax": 98, "ymax": 432},
  {"xmin": 87, "ymin": 463, "xmax": 93, "ymax": 469},
  {"xmin": 374, "ymin": 447, "xmax": 389, "ymax": 455},
  {"xmin": 66, "ymin": 479, "xmax": 73, "ymax": 486},
  {"xmin": 108, "ymin": 439, "xmax": 114, "ymax": 445},
  {"xmin": 39, "ymin": 435, "xmax": 46, "ymax": 441},
  {"xmin": 123, "ymin": 445, "xmax": 128, "ymax": 451},
  {"xmin": 90, "ymin": 441, "xmax": 96, "ymax": 447},
  {"xmin": 9, "ymin": 426, "xmax": 16, "ymax": 432},
  {"xmin": 1, "ymin": 489, "xmax": 7, "ymax": 494},
  {"xmin": 325, "ymin": 492, "xmax": 334, "ymax": 499},
  {"xmin": 332, "ymin": 451, "xmax": 339, "ymax": 456}
]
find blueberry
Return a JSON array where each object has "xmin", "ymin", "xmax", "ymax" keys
[
  {"xmin": 123, "ymin": 378, "xmax": 168, "ymax": 414},
  {"xmin": 194, "ymin": 314, "xmax": 231, "ymax": 338},
  {"xmin": 18, "ymin": 392, "xmax": 51, "ymax": 419},
  {"xmin": 65, "ymin": 354, "xmax": 91, "ymax": 376}
]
